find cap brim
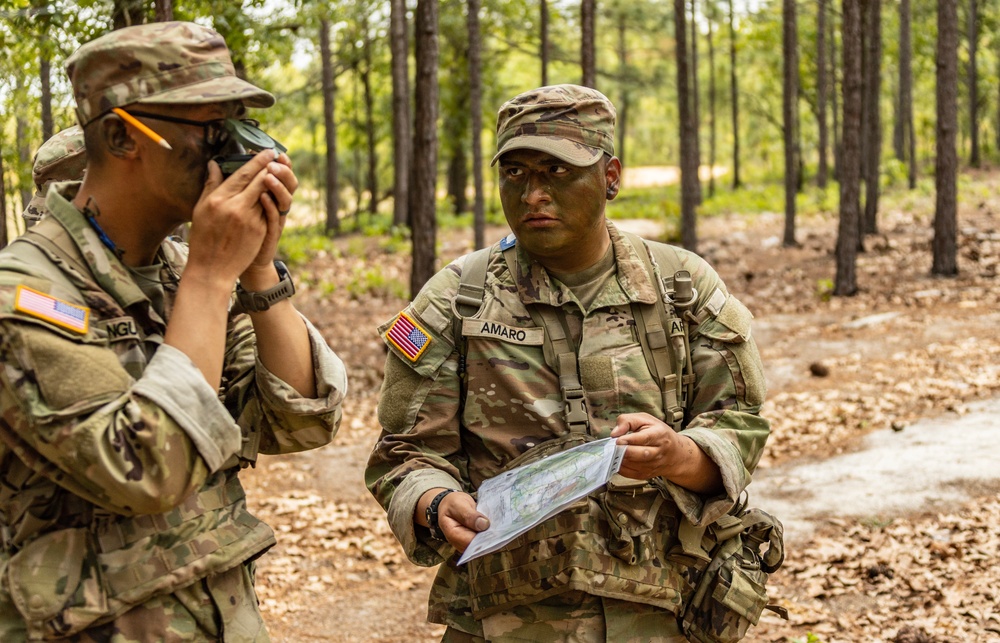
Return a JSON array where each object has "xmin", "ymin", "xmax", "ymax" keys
[
  {"xmin": 491, "ymin": 136, "xmax": 604, "ymax": 167},
  {"xmin": 139, "ymin": 76, "xmax": 275, "ymax": 109}
]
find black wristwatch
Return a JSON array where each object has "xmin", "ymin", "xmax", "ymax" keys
[
  {"xmin": 234, "ymin": 260, "xmax": 295, "ymax": 313},
  {"xmin": 425, "ymin": 489, "xmax": 459, "ymax": 541}
]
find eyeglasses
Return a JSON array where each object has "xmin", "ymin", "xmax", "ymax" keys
[{"xmin": 122, "ymin": 110, "xmax": 260, "ymax": 153}]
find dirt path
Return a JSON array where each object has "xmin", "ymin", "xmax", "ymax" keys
[{"xmin": 243, "ymin": 190, "xmax": 1000, "ymax": 642}]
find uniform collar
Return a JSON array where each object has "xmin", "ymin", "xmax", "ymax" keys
[
  {"xmin": 511, "ymin": 221, "xmax": 659, "ymax": 307},
  {"xmin": 45, "ymin": 183, "xmax": 162, "ymax": 311}
]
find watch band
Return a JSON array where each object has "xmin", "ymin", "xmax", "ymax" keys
[
  {"xmin": 234, "ymin": 260, "xmax": 295, "ymax": 313},
  {"xmin": 425, "ymin": 489, "xmax": 459, "ymax": 541}
]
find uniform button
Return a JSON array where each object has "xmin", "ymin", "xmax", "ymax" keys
[
  {"xmin": 617, "ymin": 512, "xmax": 628, "ymax": 525},
  {"xmin": 29, "ymin": 595, "xmax": 44, "ymax": 610}
]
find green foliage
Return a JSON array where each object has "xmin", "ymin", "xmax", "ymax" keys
[
  {"xmin": 815, "ymin": 278, "xmax": 834, "ymax": 302},
  {"xmin": 345, "ymin": 264, "xmax": 406, "ymax": 299},
  {"xmin": 790, "ymin": 633, "xmax": 826, "ymax": 643},
  {"xmin": 277, "ymin": 224, "xmax": 340, "ymax": 268}
]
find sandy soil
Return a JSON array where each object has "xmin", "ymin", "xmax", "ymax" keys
[{"xmin": 240, "ymin": 179, "xmax": 1000, "ymax": 643}]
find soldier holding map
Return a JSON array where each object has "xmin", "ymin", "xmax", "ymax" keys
[{"xmin": 366, "ymin": 85, "xmax": 774, "ymax": 642}]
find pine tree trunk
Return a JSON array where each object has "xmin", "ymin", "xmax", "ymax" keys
[
  {"xmin": 863, "ymin": 0, "xmax": 881, "ymax": 235},
  {"xmin": 39, "ymin": 45, "xmax": 53, "ymax": 141},
  {"xmin": 968, "ymin": 0, "xmax": 979, "ymax": 167},
  {"xmin": 708, "ymin": 7, "xmax": 717, "ymax": 198},
  {"xmin": 154, "ymin": 0, "xmax": 173, "ymax": 21},
  {"xmin": 390, "ymin": 0, "xmax": 411, "ymax": 228},
  {"xmin": 817, "ymin": 0, "xmax": 829, "ymax": 188},
  {"xmin": 902, "ymin": 0, "xmax": 916, "ymax": 188},
  {"xmin": 933, "ymin": 0, "xmax": 959, "ymax": 276},
  {"xmin": 16, "ymin": 111, "xmax": 31, "ymax": 218},
  {"xmin": 835, "ymin": 0, "xmax": 863, "ymax": 296},
  {"xmin": 363, "ymin": 18, "xmax": 378, "ymax": 216},
  {"xmin": 782, "ymin": 0, "xmax": 798, "ymax": 247},
  {"xmin": 410, "ymin": 0, "xmax": 440, "ymax": 297},
  {"xmin": 676, "ymin": 0, "xmax": 698, "ymax": 251},
  {"xmin": 581, "ymin": 0, "xmax": 597, "ymax": 88},
  {"xmin": 469, "ymin": 0, "xmax": 486, "ymax": 249},
  {"xmin": 320, "ymin": 19, "xmax": 340, "ymax": 236},
  {"xmin": 831, "ymin": 10, "xmax": 841, "ymax": 181},
  {"xmin": 691, "ymin": 0, "xmax": 702, "ymax": 204},
  {"xmin": 541, "ymin": 0, "xmax": 550, "ymax": 86},
  {"xmin": 727, "ymin": 0, "xmax": 740, "ymax": 190},
  {"xmin": 617, "ymin": 11, "xmax": 628, "ymax": 167}
]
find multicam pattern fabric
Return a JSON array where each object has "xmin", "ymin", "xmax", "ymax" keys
[
  {"xmin": 491, "ymin": 84, "xmax": 616, "ymax": 167},
  {"xmin": 0, "ymin": 184, "xmax": 347, "ymax": 640},
  {"xmin": 366, "ymin": 222, "xmax": 770, "ymax": 639},
  {"xmin": 66, "ymin": 21, "xmax": 274, "ymax": 126},
  {"xmin": 23, "ymin": 126, "xmax": 86, "ymax": 226}
]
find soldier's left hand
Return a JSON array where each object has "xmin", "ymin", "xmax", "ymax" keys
[
  {"xmin": 610, "ymin": 412, "xmax": 684, "ymax": 480},
  {"xmin": 239, "ymin": 152, "xmax": 298, "ymax": 290}
]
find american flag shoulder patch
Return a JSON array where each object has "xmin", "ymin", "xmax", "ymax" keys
[
  {"xmin": 14, "ymin": 285, "xmax": 90, "ymax": 334},
  {"xmin": 386, "ymin": 312, "xmax": 432, "ymax": 362}
]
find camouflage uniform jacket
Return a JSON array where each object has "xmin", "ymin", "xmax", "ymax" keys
[
  {"xmin": 366, "ymin": 222, "xmax": 769, "ymax": 634},
  {"xmin": 0, "ymin": 183, "xmax": 347, "ymax": 639}
]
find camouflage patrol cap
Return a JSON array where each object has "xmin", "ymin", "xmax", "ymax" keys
[
  {"xmin": 23, "ymin": 126, "xmax": 87, "ymax": 225},
  {"xmin": 66, "ymin": 21, "xmax": 275, "ymax": 126},
  {"xmin": 491, "ymin": 84, "xmax": 616, "ymax": 168}
]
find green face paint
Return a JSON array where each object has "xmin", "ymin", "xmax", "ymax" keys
[{"xmin": 498, "ymin": 149, "xmax": 611, "ymax": 272}]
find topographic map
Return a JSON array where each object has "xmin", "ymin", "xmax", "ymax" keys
[{"xmin": 458, "ymin": 437, "xmax": 626, "ymax": 564}]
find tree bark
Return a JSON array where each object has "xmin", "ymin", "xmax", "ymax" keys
[
  {"xmin": 835, "ymin": 0, "xmax": 862, "ymax": 297},
  {"xmin": 390, "ymin": 0, "xmax": 411, "ymax": 228},
  {"xmin": 616, "ymin": 10, "xmax": 628, "ymax": 167},
  {"xmin": 831, "ymin": 9, "xmax": 840, "ymax": 181},
  {"xmin": 933, "ymin": 0, "xmax": 959, "ymax": 276},
  {"xmin": 863, "ymin": 0, "xmax": 881, "ymax": 235},
  {"xmin": 362, "ymin": 17, "xmax": 378, "ymax": 216},
  {"xmin": 727, "ymin": 0, "xmax": 740, "ymax": 190},
  {"xmin": 410, "ymin": 0, "xmax": 440, "ymax": 297},
  {"xmin": 154, "ymin": 0, "xmax": 173, "ymax": 21},
  {"xmin": 817, "ymin": 0, "xmax": 829, "ymax": 188},
  {"xmin": 676, "ymin": 0, "xmax": 698, "ymax": 251},
  {"xmin": 320, "ymin": 19, "xmax": 340, "ymax": 236},
  {"xmin": 541, "ymin": 0, "xmax": 549, "ymax": 86},
  {"xmin": 581, "ymin": 0, "xmax": 597, "ymax": 88},
  {"xmin": 899, "ymin": 0, "xmax": 915, "ymax": 188},
  {"xmin": 707, "ymin": 5, "xmax": 717, "ymax": 198},
  {"xmin": 469, "ymin": 0, "xmax": 485, "ymax": 249},
  {"xmin": 39, "ymin": 47, "xmax": 53, "ymax": 141},
  {"xmin": 691, "ymin": 1, "xmax": 704, "ymax": 204},
  {"xmin": 782, "ymin": 0, "xmax": 798, "ymax": 247},
  {"xmin": 967, "ymin": 0, "xmax": 979, "ymax": 167}
]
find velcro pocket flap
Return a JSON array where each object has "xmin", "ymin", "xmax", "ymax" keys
[{"xmin": 697, "ymin": 295, "xmax": 752, "ymax": 343}]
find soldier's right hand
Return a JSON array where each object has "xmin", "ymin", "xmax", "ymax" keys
[
  {"xmin": 186, "ymin": 150, "xmax": 281, "ymax": 285},
  {"xmin": 437, "ymin": 492, "xmax": 490, "ymax": 553}
]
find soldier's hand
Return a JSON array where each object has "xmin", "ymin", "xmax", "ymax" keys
[
  {"xmin": 245, "ymin": 151, "xmax": 298, "ymax": 275},
  {"xmin": 437, "ymin": 492, "xmax": 490, "ymax": 553},
  {"xmin": 611, "ymin": 412, "xmax": 681, "ymax": 480},
  {"xmin": 611, "ymin": 412, "xmax": 724, "ymax": 494},
  {"xmin": 187, "ymin": 150, "xmax": 279, "ymax": 284}
]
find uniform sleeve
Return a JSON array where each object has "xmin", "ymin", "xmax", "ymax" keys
[
  {"xmin": 220, "ymin": 314, "xmax": 347, "ymax": 458},
  {"xmin": 0, "ymin": 317, "xmax": 235, "ymax": 516},
  {"xmin": 365, "ymin": 262, "xmax": 470, "ymax": 567},
  {"xmin": 659, "ymin": 254, "xmax": 771, "ymax": 527}
]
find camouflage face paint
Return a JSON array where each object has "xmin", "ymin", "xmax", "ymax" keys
[{"xmin": 499, "ymin": 149, "xmax": 611, "ymax": 273}]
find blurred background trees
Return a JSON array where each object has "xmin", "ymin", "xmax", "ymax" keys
[{"xmin": 0, "ymin": 0, "xmax": 985, "ymax": 296}]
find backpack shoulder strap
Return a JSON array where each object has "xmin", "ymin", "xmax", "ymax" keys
[
  {"xmin": 450, "ymin": 244, "xmax": 494, "ymax": 349},
  {"xmin": 619, "ymin": 230, "xmax": 692, "ymax": 430}
]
